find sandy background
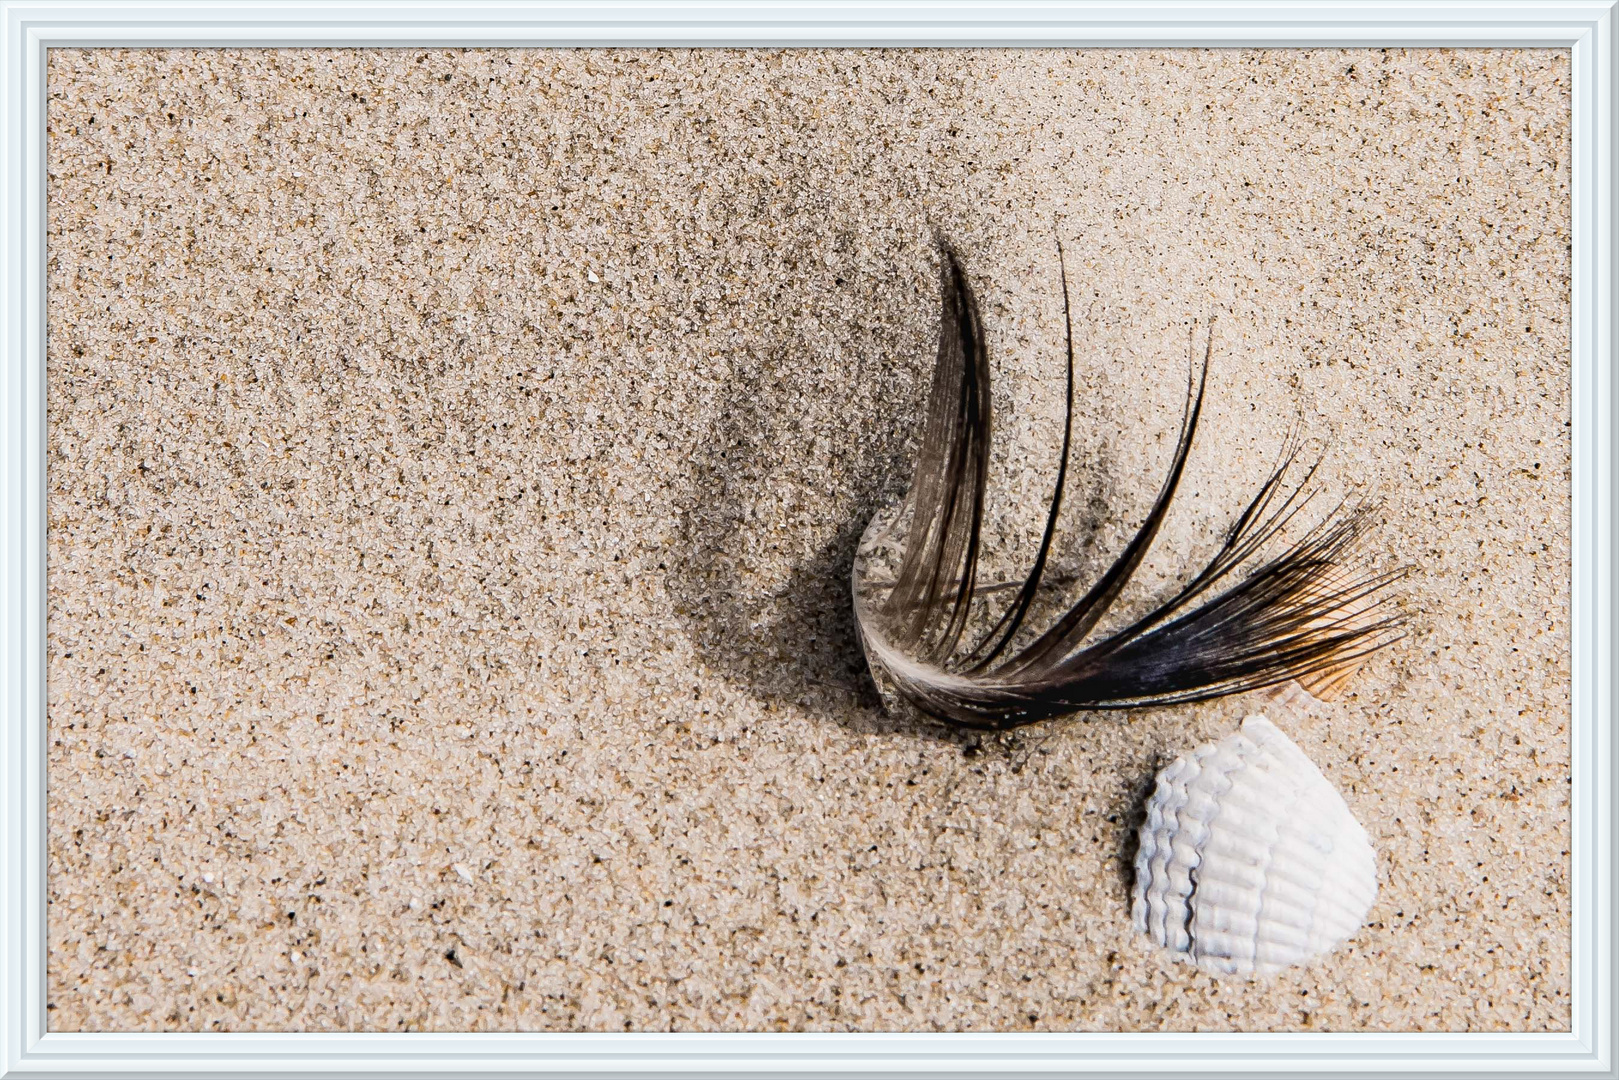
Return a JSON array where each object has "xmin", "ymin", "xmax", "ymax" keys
[{"xmin": 44, "ymin": 48, "xmax": 1570, "ymax": 1032}]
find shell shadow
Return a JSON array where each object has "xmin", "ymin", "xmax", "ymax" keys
[{"xmin": 1113, "ymin": 752, "xmax": 1167, "ymax": 900}]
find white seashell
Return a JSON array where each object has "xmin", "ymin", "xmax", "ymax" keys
[{"xmin": 1132, "ymin": 714, "xmax": 1376, "ymax": 976}]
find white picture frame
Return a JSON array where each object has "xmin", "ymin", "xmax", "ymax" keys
[{"xmin": 1, "ymin": 2, "xmax": 1611, "ymax": 1076}]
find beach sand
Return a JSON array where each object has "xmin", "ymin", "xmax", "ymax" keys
[{"xmin": 44, "ymin": 47, "xmax": 1570, "ymax": 1031}]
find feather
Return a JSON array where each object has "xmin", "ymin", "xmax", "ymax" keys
[{"xmin": 851, "ymin": 238, "xmax": 1406, "ymax": 731}]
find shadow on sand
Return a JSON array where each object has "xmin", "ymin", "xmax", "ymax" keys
[{"xmin": 664, "ymin": 325, "xmax": 955, "ymax": 742}]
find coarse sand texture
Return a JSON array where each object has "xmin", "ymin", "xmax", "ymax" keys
[{"xmin": 45, "ymin": 48, "xmax": 1570, "ymax": 1031}]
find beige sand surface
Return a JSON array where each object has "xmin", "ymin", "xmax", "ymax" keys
[{"xmin": 44, "ymin": 47, "xmax": 1570, "ymax": 1031}]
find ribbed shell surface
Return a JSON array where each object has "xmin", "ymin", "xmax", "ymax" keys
[{"xmin": 1131, "ymin": 714, "xmax": 1377, "ymax": 975}]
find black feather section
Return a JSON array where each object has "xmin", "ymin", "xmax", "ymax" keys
[
  {"xmin": 851, "ymin": 239, "xmax": 1406, "ymax": 731},
  {"xmin": 883, "ymin": 245, "xmax": 992, "ymax": 666}
]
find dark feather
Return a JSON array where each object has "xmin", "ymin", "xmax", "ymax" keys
[{"xmin": 852, "ymin": 238, "xmax": 1406, "ymax": 731}]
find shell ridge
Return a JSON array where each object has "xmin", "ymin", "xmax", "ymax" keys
[
  {"xmin": 1183, "ymin": 861, "xmax": 1199, "ymax": 957},
  {"xmin": 1187, "ymin": 750, "xmax": 1245, "ymax": 971},
  {"xmin": 1166, "ymin": 760, "xmax": 1223, "ymax": 956},
  {"xmin": 1146, "ymin": 766, "xmax": 1199, "ymax": 948},
  {"xmin": 1254, "ymin": 748, "xmax": 1327, "ymax": 972}
]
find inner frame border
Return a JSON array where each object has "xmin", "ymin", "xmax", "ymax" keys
[{"xmin": 1, "ymin": 3, "xmax": 1611, "ymax": 1077}]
